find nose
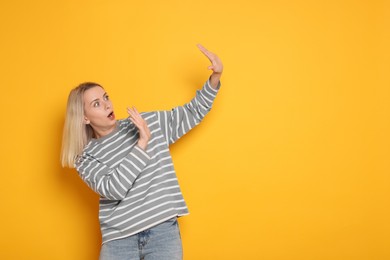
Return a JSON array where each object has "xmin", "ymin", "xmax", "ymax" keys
[{"xmin": 104, "ymin": 100, "xmax": 111, "ymax": 110}]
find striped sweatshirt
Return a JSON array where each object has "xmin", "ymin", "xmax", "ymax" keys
[{"xmin": 75, "ymin": 80, "xmax": 220, "ymax": 244}]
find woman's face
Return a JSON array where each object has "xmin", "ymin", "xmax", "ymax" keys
[{"xmin": 83, "ymin": 86, "xmax": 116, "ymax": 138}]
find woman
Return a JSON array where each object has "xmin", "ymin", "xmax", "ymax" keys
[{"xmin": 61, "ymin": 44, "xmax": 223, "ymax": 260}]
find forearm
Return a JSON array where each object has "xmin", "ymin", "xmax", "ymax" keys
[{"xmin": 156, "ymin": 79, "xmax": 220, "ymax": 145}]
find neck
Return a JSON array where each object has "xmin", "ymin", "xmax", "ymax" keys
[{"xmin": 93, "ymin": 122, "xmax": 117, "ymax": 139}]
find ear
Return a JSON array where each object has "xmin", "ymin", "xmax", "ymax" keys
[{"xmin": 84, "ymin": 117, "xmax": 90, "ymax": 124}]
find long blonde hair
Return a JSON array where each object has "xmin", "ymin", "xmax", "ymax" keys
[{"xmin": 61, "ymin": 82, "xmax": 103, "ymax": 168}]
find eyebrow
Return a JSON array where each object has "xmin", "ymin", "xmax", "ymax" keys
[{"xmin": 89, "ymin": 92, "xmax": 107, "ymax": 105}]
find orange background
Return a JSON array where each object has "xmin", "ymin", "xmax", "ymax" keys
[{"xmin": 0, "ymin": 0, "xmax": 389, "ymax": 259}]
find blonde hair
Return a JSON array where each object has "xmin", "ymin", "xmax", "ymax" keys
[{"xmin": 61, "ymin": 82, "xmax": 103, "ymax": 168}]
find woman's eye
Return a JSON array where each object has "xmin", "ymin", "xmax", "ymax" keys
[
  {"xmin": 94, "ymin": 102, "xmax": 100, "ymax": 107},
  {"xmin": 104, "ymin": 95, "xmax": 109, "ymax": 101}
]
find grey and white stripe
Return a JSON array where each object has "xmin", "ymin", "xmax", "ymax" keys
[{"xmin": 75, "ymin": 80, "xmax": 220, "ymax": 244}]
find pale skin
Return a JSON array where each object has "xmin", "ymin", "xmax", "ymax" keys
[{"xmin": 84, "ymin": 44, "xmax": 223, "ymax": 150}]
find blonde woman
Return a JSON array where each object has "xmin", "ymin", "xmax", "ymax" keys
[{"xmin": 61, "ymin": 44, "xmax": 223, "ymax": 260}]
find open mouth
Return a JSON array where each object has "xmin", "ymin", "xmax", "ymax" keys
[{"xmin": 107, "ymin": 111, "xmax": 115, "ymax": 119}]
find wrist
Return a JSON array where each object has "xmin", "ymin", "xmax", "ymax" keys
[
  {"xmin": 137, "ymin": 141, "xmax": 148, "ymax": 151},
  {"xmin": 210, "ymin": 73, "xmax": 221, "ymax": 89}
]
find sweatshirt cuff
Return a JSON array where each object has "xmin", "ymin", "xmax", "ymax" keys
[{"xmin": 206, "ymin": 79, "xmax": 221, "ymax": 93}]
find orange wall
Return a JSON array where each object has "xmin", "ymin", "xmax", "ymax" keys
[{"xmin": 0, "ymin": 0, "xmax": 389, "ymax": 259}]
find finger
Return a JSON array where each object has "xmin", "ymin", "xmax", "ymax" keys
[
  {"xmin": 128, "ymin": 117, "xmax": 139, "ymax": 128},
  {"xmin": 197, "ymin": 44, "xmax": 213, "ymax": 59},
  {"xmin": 129, "ymin": 116, "xmax": 143, "ymax": 129},
  {"xmin": 127, "ymin": 106, "xmax": 137, "ymax": 114},
  {"xmin": 128, "ymin": 109, "xmax": 141, "ymax": 126},
  {"xmin": 127, "ymin": 106, "xmax": 134, "ymax": 114},
  {"xmin": 127, "ymin": 108, "xmax": 135, "ymax": 120},
  {"xmin": 127, "ymin": 107, "xmax": 147, "ymax": 130},
  {"xmin": 131, "ymin": 119, "xmax": 149, "ymax": 139},
  {"xmin": 197, "ymin": 44, "xmax": 207, "ymax": 53},
  {"xmin": 127, "ymin": 107, "xmax": 140, "ymax": 119},
  {"xmin": 132, "ymin": 106, "xmax": 143, "ymax": 119}
]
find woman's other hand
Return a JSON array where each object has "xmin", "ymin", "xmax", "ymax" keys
[{"xmin": 197, "ymin": 44, "xmax": 223, "ymax": 88}]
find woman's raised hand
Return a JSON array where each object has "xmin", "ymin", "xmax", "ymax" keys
[
  {"xmin": 197, "ymin": 44, "xmax": 223, "ymax": 88},
  {"xmin": 127, "ymin": 107, "xmax": 151, "ymax": 151}
]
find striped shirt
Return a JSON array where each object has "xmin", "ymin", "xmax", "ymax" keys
[{"xmin": 75, "ymin": 80, "xmax": 220, "ymax": 244}]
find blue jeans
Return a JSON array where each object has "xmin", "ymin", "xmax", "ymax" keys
[{"xmin": 99, "ymin": 217, "xmax": 182, "ymax": 260}]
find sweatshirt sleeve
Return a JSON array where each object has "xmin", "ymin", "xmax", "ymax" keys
[
  {"xmin": 75, "ymin": 145, "xmax": 150, "ymax": 200},
  {"xmin": 156, "ymin": 79, "xmax": 221, "ymax": 145}
]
